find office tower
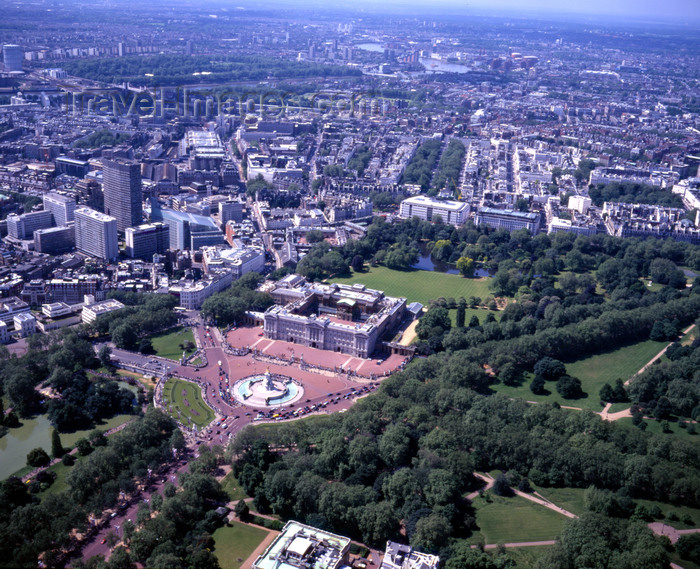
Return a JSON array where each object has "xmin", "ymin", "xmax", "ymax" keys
[
  {"xmin": 34, "ymin": 225, "xmax": 75, "ymax": 255},
  {"xmin": 219, "ymin": 200, "xmax": 244, "ymax": 224},
  {"xmin": 6, "ymin": 210, "xmax": 54, "ymax": 240},
  {"xmin": 2, "ymin": 45, "xmax": 22, "ymax": 72},
  {"xmin": 43, "ymin": 193, "xmax": 76, "ymax": 226},
  {"xmin": 125, "ymin": 222, "xmax": 170, "ymax": 259},
  {"xmin": 74, "ymin": 207, "xmax": 118, "ymax": 261},
  {"xmin": 102, "ymin": 159, "xmax": 143, "ymax": 232}
]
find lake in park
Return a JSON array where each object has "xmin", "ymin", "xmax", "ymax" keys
[
  {"xmin": 0, "ymin": 413, "xmax": 134, "ymax": 480},
  {"xmin": 412, "ymin": 253, "xmax": 491, "ymax": 277}
]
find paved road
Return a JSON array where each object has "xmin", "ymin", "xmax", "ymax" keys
[{"xmin": 78, "ymin": 458, "xmax": 191, "ymax": 562}]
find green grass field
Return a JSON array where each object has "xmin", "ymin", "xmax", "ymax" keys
[
  {"xmin": 491, "ymin": 339, "xmax": 666, "ymax": 411},
  {"xmin": 468, "ymin": 494, "xmax": 566, "ymax": 544},
  {"xmin": 162, "ymin": 378, "xmax": 215, "ymax": 429},
  {"xmin": 616, "ymin": 417, "xmax": 699, "ymax": 439},
  {"xmin": 531, "ymin": 485, "xmax": 587, "ymax": 516},
  {"xmin": 449, "ymin": 307, "xmax": 502, "ymax": 327},
  {"xmin": 150, "ymin": 327, "xmax": 196, "ymax": 361},
  {"xmin": 221, "ymin": 472, "xmax": 249, "ymax": 502},
  {"xmin": 565, "ymin": 338, "xmax": 666, "ymax": 389},
  {"xmin": 213, "ymin": 522, "xmax": 270, "ymax": 569},
  {"xmin": 632, "ymin": 498, "xmax": 700, "ymax": 529},
  {"xmin": 503, "ymin": 546, "xmax": 552, "ymax": 569},
  {"xmin": 330, "ymin": 266, "xmax": 492, "ymax": 306}
]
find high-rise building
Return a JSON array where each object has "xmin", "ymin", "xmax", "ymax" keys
[
  {"xmin": 2, "ymin": 44, "xmax": 22, "ymax": 72},
  {"xmin": 74, "ymin": 207, "xmax": 118, "ymax": 261},
  {"xmin": 219, "ymin": 200, "xmax": 244, "ymax": 224},
  {"xmin": 125, "ymin": 222, "xmax": 170, "ymax": 259},
  {"xmin": 43, "ymin": 193, "xmax": 76, "ymax": 226},
  {"xmin": 6, "ymin": 210, "xmax": 54, "ymax": 240},
  {"xmin": 34, "ymin": 224, "xmax": 75, "ymax": 254},
  {"xmin": 102, "ymin": 159, "xmax": 143, "ymax": 233}
]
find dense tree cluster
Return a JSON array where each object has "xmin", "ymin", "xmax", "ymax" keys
[
  {"xmin": 627, "ymin": 333, "xmax": 700, "ymax": 419},
  {"xmin": 401, "ymin": 139, "xmax": 442, "ymax": 191},
  {"xmin": 0, "ymin": 410, "xmax": 179, "ymax": 568},
  {"xmin": 535, "ymin": 513, "xmax": 668, "ymax": 569},
  {"xmin": 589, "ymin": 181, "xmax": 685, "ymax": 208},
  {"xmin": 200, "ymin": 272, "xmax": 274, "ymax": 326},
  {"xmin": 229, "ymin": 359, "xmax": 699, "ymax": 565},
  {"xmin": 430, "ymin": 139, "xmax": 465, "ymax": 196},
  {"xmin": 78, "ymin": 445, "xmax": 228, "ymax": 569},
  {"xmin": 93, "ymin": 292, "xmax": 179, "ymax": 350},
  {"xmin": 0, "ymin": 329, "xmax": 136, "ymax": 431},
  {"xmin": 61, "ymin": 54, "xmax": 361, "ymax": 87},
  {"xmin": 347, "ymin": 145, "xmax": 372, "ymax": 177}
]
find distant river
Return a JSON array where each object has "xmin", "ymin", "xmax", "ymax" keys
[
  {"xmin": 356, "ymin": 43, "xmax": 384, "ymax": 53},
  {"xmin": 419, "ymin": 58, "xmax": 472, "ymax": 73}
]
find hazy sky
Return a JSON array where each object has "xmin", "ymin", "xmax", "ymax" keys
[{"xmin": 341, "ymin": 0, "xmax": 700, "ymax": 22}]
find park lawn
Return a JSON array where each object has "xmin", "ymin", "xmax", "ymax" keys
[
  {"xmin": 162, "ymin": 378, "xmax": 215, "ymax": 429},
  {"xmin": 491, "ymin": 339, "xmax": 667, "ymax": 411},
  {"xmin": 490, "ymin": 374, "xmax": 599, "ymax": 412},
  {"xmin": 221, "ymin": 472, "xmax": 249, "ymax": 502},
  {"xmin": 60, "ymin": 414, "xmax": 135, "ymax": 449},
  {"xmin": 467, "ymin": 493, "xmax": 566, "ymax": 544},
  {"xmin": 633, "ymin": 498, "xmax": 700, "ymax": 529},
  {"xmin": 449, "ymin": 307, "xmax": 502, "ymax": 327},
  {"xmin": 212, "ymin": 522, "xmax": 270, "ymax": 569},
  {"xmin": 616, "ymin": 416, "xmax": 699, "ymax": 439},
  {"xmin": 150, "ymin": 327, "xmax": 196, "ymax": 361},
  {"xmin": 530, "ymin": 485, "xmax": 587, "ymax": 516},
  {"xmin": 503, "ymin": 546, "xmax": 552, "ymax": 569},
  {"xmin": 607, "ymin": 402, "xmax": 632, "ymax": 413},
  {"xmin": 36, "ymin": 454, "xmax": 88, "ymax": 498},
  {"xmin": 565, "ymin": 338, "xmax": 666, "ymax": 390},
  {"xmin": 330, "ymin": 266, "xmax": 492, "ymax": 306}
]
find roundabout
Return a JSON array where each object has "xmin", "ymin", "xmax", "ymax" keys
[{"xmin": 232, "ymin": 368, "xmax": 303, "ymax": 408}]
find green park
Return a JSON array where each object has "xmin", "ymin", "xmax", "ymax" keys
[
  {"xmin": 491, "ymin": 338, "xmax": 668, "ymax": 411},
  {"xmin": 149, "ymin": 326, "xmax": 197, "ymax": 361},
  {"xmin": 162, "ymin": 378, "xmax": 215, "ymax": 429},
  {"xmin": 212, "ymin": 522, "xmax": 270, "ymax": 569},
  {"xmin": 330, "ymin": 265, "xmax": 492, "ymax": 306}
]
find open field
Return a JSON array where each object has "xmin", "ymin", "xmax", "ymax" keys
[
  {"xmin": 491, "ymin": 339, "xmax": 666, "ymax": 411},
  {"xmin": 531, "ymin": 485, "xmax": 587, "ymax": 516},
  {"xmin": 330, "ymin": 266, "xmax": 492, "ymax": 306},
  {"xmin": 221, "ymin": 472, "xmax": 249, "ymax": 502},
  {"xmin": 634, "ymin": 498, "xmax": 700, "ymax": 529},
  {"xmin": 149, "ymin": 326, "xmax": 196, "ymax": 361},
  {"xmin": 162, "ymin": 378, "xmax": 215, "ymax": 429},
  {"xmin": 565, "ymin": 339, "xmax": 666, "ymax": 387},
  {"xmin": 36, "ymin": 454, "xmax": 88, "ymax": 497},
  {"xmin": 468, "ymin": 494, "xmax": 566, "ymax": 544},
  {"xmin": 616, "ymin": 417, "xmax": 698, "ymax": 439},
  {"xmin": 504, "ymin": 546, "xmax": 552, "ymax": 569},
  {"xmin": 213, "ymin": 522, "xmax": 270, "ymax": 569}
]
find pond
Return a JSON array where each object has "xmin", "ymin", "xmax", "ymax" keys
[
  {"xmin": 0, "ymin": 413, "xmax": 134, "ymax": 481},
  {"xmin": 412, "ymin": 253, "xmax": 492, "ymax": 278}
]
